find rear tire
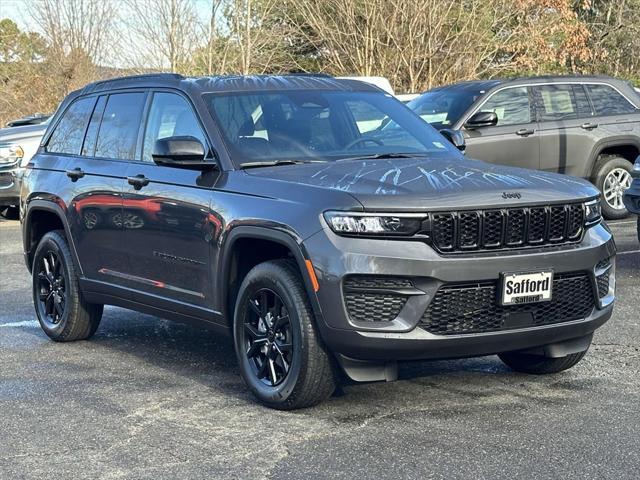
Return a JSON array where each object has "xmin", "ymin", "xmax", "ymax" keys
[
  {"xmin": 592, "ymin": 155, "xmax": 633, "ymax": 220},
  {"xmin": 233, "ymin": 259, "xmax": 336, "ymax": 410},
  {"xmin": 32, "ymin": 230, "xmax": 103, "ymax": 341},
  {"xmin": 499, "ymin": 349, "xmax": 588, "ymax": 374}
]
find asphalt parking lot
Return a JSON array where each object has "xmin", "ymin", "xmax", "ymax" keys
[{"xmin": 1, "ymin": 216, "xmax": 639, "ymax": 480}]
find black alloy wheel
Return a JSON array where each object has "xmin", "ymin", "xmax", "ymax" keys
[
  {"xmin": 244, "ymin": 288, "xmax": 293, "ymax": 386},
  {"xmin": 36, "ymin": 250, "xmax": 67, "ymax": 326},
  {"xmin": 32, "ymin": 230, "xmax": 103, "ymax": 341}
]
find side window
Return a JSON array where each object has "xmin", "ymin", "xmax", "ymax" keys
[
  {"xmin": 95, "ymin": 92, "xmax": 146, "ymax": 160},
  {"xmin": 586, "ymin": 84, "xmax": 637, "ymax": 116},
  {"xmin": 142, "ymin": 92, "xmax": 207, "ymax": 162},
  {"xmin": 81, "ymin": 96, "xmax": 107, "ymax": 156},
  {"xmin": 478, "ymin": 87, "xmax": 531, "ymax": 126},
  {"xmin": 572, "ymin": 84, "xmax": 594, "ymax": 118},
  {"xmin": 534, "ymin": 85, "xmax": 578, "ymax": 121},
  {"xmin": 46, "ymin": 96, "xmax": 96, "ymax": 155}
]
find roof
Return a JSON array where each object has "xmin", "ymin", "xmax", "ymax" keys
[{"xmin": 78, "ymin": 73, "xmax": 382, "ymax": 96}]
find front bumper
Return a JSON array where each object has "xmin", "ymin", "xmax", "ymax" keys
[
  {"xmin": 0, "ymin": 167, "xmax": 21, "ymax": 207},
  {"xmin": 303, "ymin": 222, "xmax": 616, "ymax": 362}
]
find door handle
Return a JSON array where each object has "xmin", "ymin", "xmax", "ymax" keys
[
  {"xmin": 127, "ymin": 174, "xmax": 150, "ymax": 190},
  {"xmin": 515, "ymin": 128, "xmax": 535, "ymax": 137},
  {"xmin": 65, "ymin": 168, "xmax": 85, "ymax": 182},
  {"xmin": 581, "ymin": 122, "xmax": 598, "ymax": 130}
]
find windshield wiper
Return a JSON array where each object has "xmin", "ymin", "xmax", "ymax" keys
[
  {"xmin": 336, "ymin": 152, "xmax": 428, "ymax": 162},
  {"xmin": 239, "ymin": 159, "xmax": 327, "ymax": 169}
]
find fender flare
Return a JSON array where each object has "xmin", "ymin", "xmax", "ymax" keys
[
  {"xmin": 23, "ymin": 199, "xmax": 82, "ymax": 275},
  {"xmin": 217, "ymin": 225, "xmax": 322, "ymax": 323},
  {"xmin": 585, "ymin": 137, "xmax": 640, "ymax": 179}
]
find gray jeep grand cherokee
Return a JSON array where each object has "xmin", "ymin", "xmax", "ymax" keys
[
  {"xmin": 21, "ymin": 74, "xmax": 616, "ymax": 409},
  {"xmin": 408, "ymin": 76, "xmax": 640, "ymax": 219}
]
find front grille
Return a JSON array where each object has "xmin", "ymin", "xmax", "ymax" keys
[
  {"xmin": 343, "ymin": 276, "xmax": 412, "ymax": 322},
  {"xmin": 430, "ymin": 204, "xmax": 585, "ymax": 253},
  {"xmin": 420, "ymin": 273, "xmax": 595, "ymax": 335}
]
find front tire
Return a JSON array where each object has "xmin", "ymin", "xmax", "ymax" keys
[
  {"xmin": 499, "ymin": 350, "xmax": 588, "ymax": 375},
  {"xmin": 592, "ymin": 156, "xmax": 633, "ymax": 220},
  {"xmin": 32, "ymin": 230, "xmax": 103, "ymax": 341},
  {"xmin": 233, "ymin": 260, "xmax": 336, "ymax": 410}
]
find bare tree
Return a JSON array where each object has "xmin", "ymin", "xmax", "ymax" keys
[
  {"xmin": 29, "ymin": 0, "xmax": 118, "ymax": 65},
  {"xmin": 123, "ymin": 0, "xmax": 200, "ymax": 72}
]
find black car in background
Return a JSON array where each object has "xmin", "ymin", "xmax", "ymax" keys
[
  {"xmin": 408, "ymin": 76, "xmax": 640, "ymax": 219},
  {"xmin": 21, "ymin": 74, "xmax": 615, "ymax": 409},
  {"xmin": 623, "ymin": 156, "xmax": 640, "ymax": 241}
]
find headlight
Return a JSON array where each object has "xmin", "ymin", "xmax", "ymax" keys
[
  {"xmin": 0, "ymin": 144, "xmax": 24, "ymax": 166},
  {"xmin": 324, "ymin": 211, "xmax": 425, "ymax": 236},
  {"xmin": 584, "ymin": 200, "xmax": 602, "ymax": 225}
]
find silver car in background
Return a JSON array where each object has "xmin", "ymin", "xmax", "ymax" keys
[{"xmin": 0, "ymin": 120, "xmax": 48, "ymax": 219}]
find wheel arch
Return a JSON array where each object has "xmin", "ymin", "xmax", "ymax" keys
[
  {"xmin": 587, "ymin": 140, "xmax": 640, "ymax": 178},
  {"xmin": 218, "ymin": 226, "xmax": 322, "ymax": 328},
  {"xmin": 23, "ymin": 200, "xmax": 81, "ymax": 275}
]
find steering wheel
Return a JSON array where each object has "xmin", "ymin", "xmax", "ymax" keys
[{"xmin": 344, "ymin": 137, "xmax": 385, "ymax": 150}]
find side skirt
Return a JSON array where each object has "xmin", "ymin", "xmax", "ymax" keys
[{"xmin": 80, "ymin": 278, "xmax": 230, "ymax": 336}]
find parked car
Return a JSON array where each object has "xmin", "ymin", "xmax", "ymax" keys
[
  {"xmin": 623, "ymin": 156, "xmax": 640, "ymax": 241},
  {"xmin": 22, "ymin": 73, "xmax": 615, "ymax": 409},
  {"xmin": 0, "ymin": 120, "xmax": 49, "ymax": 219},
  {"xmin": 6, "ymin": 113, "xmax": 51, "ymax": 127},
  {"xmin": 408, "ymin": 76, "xmax": 640, "ymax": 219}
]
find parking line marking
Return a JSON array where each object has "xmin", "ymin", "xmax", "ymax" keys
[
  {"xmin": 618, "ymin": 249, "xmax": 640, "ymax": 256},
  {"xmin": 0, "ymin": 320, "xmax": 38, "ymax": 328}
]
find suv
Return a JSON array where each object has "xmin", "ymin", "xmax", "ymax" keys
[
  {"xmin": 408, "ymin": 76, "xmax": 640, "ymax": 219},
  {"xmin": 21, "ymin": 74, "xmax": 616, "ymax": 409},
  {"xmin": 0, "ymin": 121, "xmax": 49, "ymax": 219}
]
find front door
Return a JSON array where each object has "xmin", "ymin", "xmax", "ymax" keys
[
  {"xmin": 120, "ymin": 91, "xmax": 218, "ymax": 309},
  {"xmin": 463, "ymin": 86, "xmax": 540, "ymax": 171}
]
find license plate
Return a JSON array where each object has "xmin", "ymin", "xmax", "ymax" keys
[{"xmin": 500, "ymin": 271, "xmax": 553, "ymax": 306}]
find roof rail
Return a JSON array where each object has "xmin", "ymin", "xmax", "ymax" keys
[{"xmin": 83, "ymin": 72, "xmax": 185, "ymax": 91}]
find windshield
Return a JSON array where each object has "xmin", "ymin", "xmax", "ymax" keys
[
  {"xmin": 407, "ymin": 88, "xmax": 483, "ymax": 130},
  {"xmin": 203, "ymin": 90, "xmax": 460, "ymax": 166}
]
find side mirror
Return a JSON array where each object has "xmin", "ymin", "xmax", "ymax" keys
[
  {"xmin": 465, "ymin": 111, "xmax": 498, "ymax": 129},
  {"xmin": 439, "ymin": 128, "xmax": 466, "ymax": 153},
  {"xmin": 152, "ymin": 136, "xmax": 214, "ymax": 170}
]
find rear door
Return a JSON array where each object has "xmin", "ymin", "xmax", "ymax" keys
[
  {"xmin": 45, "ymin": 93, "xmax": 131, "ymax": 283},
  {"xmin": 463, "ymin": 86, "xmax": 540, "ymax": 170},
  {"xmin": 119, "ymin": 90, "xmax": 216, "ymax": 309},
  {"xmin": 533, "ymin": 83, "xmax": 596, "ymax": 176}
]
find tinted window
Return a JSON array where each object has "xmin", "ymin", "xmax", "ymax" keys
[
  {"xmin": 142, "ymin": 93, "xmax": 207, "ymax": 162},
  {"xmin": 81, "ymin": 96, "xmax": 107, "ymax": 156},
  {"xmin": 479, "ymin": 87, "xmax": 531, "ymax": 126},
  {"xmin": 46, "ymin": 96, "xmax": 96, "ymax": 155},
  {"xmin": 586, "ymin": 84, "xmax": 637, "ymax": 116},
  {"xmin": 572, "ymin": 84, "xmax": 593, "ymax": 118},
  {"xmin": 95, "ymin": 92, "xmax": 146, "ymax": 160},
  {"xmin": 534, "ymin": 85, "xmax": 578, "ymax": 121},
  {"xmin": 205, "ymin": 90, "xmax": 460, "ymax": 165},
  {"xmin": 407, "ymin": 88, "xmax": 483, "ymax": 129}
]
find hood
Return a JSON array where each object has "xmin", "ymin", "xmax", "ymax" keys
[
  {"xmin": 0, "ymin": 123, "xmax": 48, "ymax": 143},
  {"xmin": 245, "ymin": 157, "xmax": 599, "ymax": 211}
]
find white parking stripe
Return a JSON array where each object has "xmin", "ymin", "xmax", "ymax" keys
[
  {"xmin": 618, "ymin": 249, "xmax": 640, "ymax": 256},
  {"xmin": 0, "ymin": 320, "xmax": 38, "ymax": 328}
]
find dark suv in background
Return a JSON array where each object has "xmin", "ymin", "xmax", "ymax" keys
[
  {"xmin": 21, "ymin": 74, "xmax": 615, "ymax": 409},
  {"xmin": 408, "ymin": 76, "xmax": 640, "ymax": 219}
]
